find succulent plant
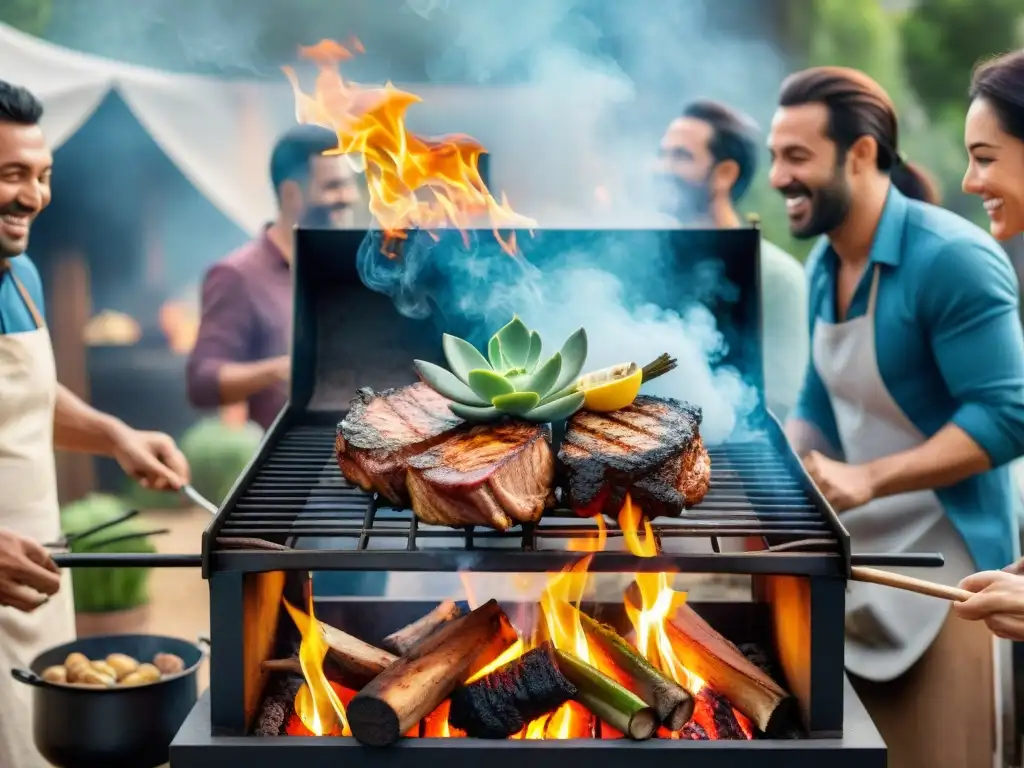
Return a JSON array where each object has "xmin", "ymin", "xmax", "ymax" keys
[{"xmin": 414, "ymin": 316, "xmax": 588, "ymax": 423}]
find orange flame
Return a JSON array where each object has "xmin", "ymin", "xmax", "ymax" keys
[
  {"xmin": 618, "ymin": 494, "xmax": 701, "ymax": 693},
  {"xmin": 283, "ymin": 594, "xmax": 351, "ymax": 736},
  {"xmin": 283, "ymin": 40, "xmax": 536, "ymax": 256}
]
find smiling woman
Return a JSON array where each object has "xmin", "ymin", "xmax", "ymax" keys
[{"xmin": 963, "ymin": 50, "xmax": 1024, "ymax": 241}]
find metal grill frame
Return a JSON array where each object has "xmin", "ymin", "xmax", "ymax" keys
[{"xmin": 200, "ymin": 405, "xmax": 851, "ymax": 578}]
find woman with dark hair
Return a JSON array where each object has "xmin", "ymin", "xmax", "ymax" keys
[
  {"xmin": 954, "ymin": 50, "xmax": 1024, "ymax": 641},
  {"xmin": 771, "ymin": 65, "xmax": 1024, "ymax": 767},
  {"xmin": 961, "ymin": 50, "xmax": 1024, "ymax": 241}
]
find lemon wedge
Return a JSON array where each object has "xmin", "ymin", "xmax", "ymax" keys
[{"xmin": 576, "ymin": 362, "xmax": 644, "ymax": 412}]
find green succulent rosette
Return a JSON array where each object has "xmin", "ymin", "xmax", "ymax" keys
[{"xmin": 414, "ymin": 315, "xmax": 588, "ymax": 423}]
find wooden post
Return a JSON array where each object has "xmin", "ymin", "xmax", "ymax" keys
[{"xmin": 48, "ymin": 252, "xmax": 96, "ymax": 504}]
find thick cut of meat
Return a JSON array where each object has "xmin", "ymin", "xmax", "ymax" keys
[
  {"xmin": 559, "ymin": 395, "xmax": 711, "ymax": 518},
  {"xmin": 336, "ymin": 383, "xmax": 464, "ymax": 505},
  {"xmin": 406, "ymin": 421, "xmax": 555, "ymax": 531}
]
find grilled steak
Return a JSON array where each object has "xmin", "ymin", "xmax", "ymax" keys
[
  {"xmin": 406, "ymin": 421, "xmax": 555, "ymax": 531},
  {"xmin": 336, "ymin": 383, "xmax": 464, "ymax": 505},
  {"xmin": 559, "ymin": 395, "xmax": 711, "ymax": 518}
]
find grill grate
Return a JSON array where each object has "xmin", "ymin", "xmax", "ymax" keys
[{"xmin": 206, "ymin": 416, "xmax": 846, "ymax": 576}]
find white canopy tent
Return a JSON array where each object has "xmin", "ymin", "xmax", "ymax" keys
[{"xmin": 0, "ymin": 22, "xmax": 291, "ymax": 236}]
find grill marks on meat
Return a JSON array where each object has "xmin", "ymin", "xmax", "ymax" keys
[
  {"xmin": 406, "ymin": 421, "xmax": 555, "ymax": 531},
  {"xmin": 336, "ymin": 383, "xmax": 464, "ymax": 505},
  {"xmin": 559, "ymin": 395, "xmax": 711, "ymax": 517}
]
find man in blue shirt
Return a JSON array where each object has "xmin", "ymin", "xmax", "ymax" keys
[
  {"xmin": 769, "ymin": 66, "xmax": 1024, "ymax": 768},
  {"xmin": 0, "ymin": 81, "xmax": 192, "ymax": 768}
]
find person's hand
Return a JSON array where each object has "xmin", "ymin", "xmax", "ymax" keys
[
  {"xmin": 111, "ymin": 426, "xmax": 190, "ymax": 491},
  {"xmin": 803, "ymin": 451, "xmax": 876, "ymax": 512},
  {"xmin": 0, "ymin": 529, "xmax": 61, "ymax": 612},
  {"xmin": 954, "ymin": 570, "xmax": 1024, "ymax": 640},
  {"xmin": 1004, "ymin": 556, "xmax": 1024, "ymax": 576}
]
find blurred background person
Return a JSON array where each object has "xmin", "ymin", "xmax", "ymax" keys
[
  {"xmin": 774, "ymin": 66, "xmax": 1024, "ymax": 768},
  {"xmin": 186, "ymin": 124, "xmax": 361, "ymax": 432},
  {"xmin": 656, "ymin": 100, "xmax": 808, "ymax": 419},
  {"xmin": 186, "ymin": 123, "xmax": 379, "ymax": 597}
]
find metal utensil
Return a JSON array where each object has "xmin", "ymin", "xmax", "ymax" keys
[{"xmin": 180, "ymin": 484, "xmax": 217, "ymax": 515}]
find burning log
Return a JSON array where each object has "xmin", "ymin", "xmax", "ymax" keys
[
  {"xmin": 382, "ymin": 600, "xmax": 462, "ymax": 655},
  {"xmin": 449, "ymin": 644, "xmax": 577, "ymax": 739},
  {"xmin": 347, "ymin": 599, "xmax": 518, "ymax": 747},
  {"xmin": 576, "ymin": 610, "xmax": 694, "ymax": 730},
  {"xmin": 317, "ymin": 620, "xmax": 398, "ymax": 688},
  {"xmin": 553, "ymin": 649, "xmax": 657, "ymax": 740},
  {"xmin": 625, "ymin": 583, "xmax": 794, "ymax": 735}
]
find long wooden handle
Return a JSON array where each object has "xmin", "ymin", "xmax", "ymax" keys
[{"xmin": 851, "ymin": 566, "xmax": 974, "ymax": 603}]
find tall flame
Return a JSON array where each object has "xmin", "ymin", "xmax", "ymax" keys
[
  {"xmin": 283, "ymin": 592, "xmax": 350, "ymax": 736},
  {"xmin": 283, "ymin": 39, "xmax": 536, "ymax": 255},
  {"xmin": 618, "ymin": 495, "xmax": 700, "ymax": 692}
]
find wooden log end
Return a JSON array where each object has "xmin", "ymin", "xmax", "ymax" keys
[{"xmin": 347, "ymin": 696, "xmax": 401, "ymax": 747}]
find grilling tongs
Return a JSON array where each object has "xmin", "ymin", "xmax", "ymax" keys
[{"xmin": 48, "ymin": 484, "xmax": 218, "ymax": 569}]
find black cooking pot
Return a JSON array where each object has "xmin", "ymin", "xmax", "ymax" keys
[{"xmin": 11, "ymin": 633, "xmax": 208, "ymax": 768}]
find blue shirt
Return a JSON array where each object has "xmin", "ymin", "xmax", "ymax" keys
[
  {"xmin": 0, "ymin": 255, "xmax": 45, "ymax": 333},
  {"xmin": 792, "ymin": 186, "xmax": 1024, "ymax": 572}
]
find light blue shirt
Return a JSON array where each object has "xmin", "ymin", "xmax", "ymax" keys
[
  {"xmin": 760, "ymin": 240, "xmax": 808, "ymax": 420},
  {"xmin": 793, "ymin": 186, "xmax": 1024, "ymax": 572},
  {"xmin": 0, "ymin": 255, "xmax": 45, "ymax": 334}
]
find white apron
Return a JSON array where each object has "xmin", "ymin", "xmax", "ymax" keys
[
  {"xmin": 0, "ymin": 269, "xmax": 76, "ymax": 768},
  {"xmin": 814, "ymin": 265, "xmax": 975, "ymax": 682}
]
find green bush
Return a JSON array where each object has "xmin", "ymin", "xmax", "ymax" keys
[
  {"xmin": 179, "ymin": 418, "xmax": 264, "ymax": 505},
  {"xmin": 60, "ymin": 494, "xmax": 155, "ymax": 614}
]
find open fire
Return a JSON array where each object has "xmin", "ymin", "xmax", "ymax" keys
[
  {"xmin": 283, "ymin": 38, "xmax": 536, "ymax": 257},
  {"xmin": 266, "ymin": 494, "xmax": 786, "ymax": 744}
]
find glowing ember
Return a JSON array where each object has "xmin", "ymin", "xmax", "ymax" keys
[
  {"xmin": 285, "ymin": 682, "xmax": 355, "ymax": 736},
  {"xmin": 283, "ymin": 39, "xmax": 536, "ymax": 256},
  {"xmin": 283, "ymin": 594, "xmax": 351, "ymax": 736}
]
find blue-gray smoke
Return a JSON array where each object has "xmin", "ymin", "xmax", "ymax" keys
[{"xmin": 355, "ymin": 0, "xmax": 784, "ymax": 443}]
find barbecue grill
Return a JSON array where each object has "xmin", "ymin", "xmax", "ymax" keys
[{"xmin": 165, "ymin": 226, "xmax": 961, "ymax": 766}]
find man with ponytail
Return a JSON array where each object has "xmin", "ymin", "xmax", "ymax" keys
[{"xmin": 769, "ymin": 66, "xmax": 1024, "ymax": 767}]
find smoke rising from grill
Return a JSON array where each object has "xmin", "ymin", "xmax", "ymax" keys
[{"xmin": 351, "ymin": 0, "xmax": 783, "ymax": 444}]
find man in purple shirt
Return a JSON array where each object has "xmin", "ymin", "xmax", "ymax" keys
[{"xmin": 187, "ymin": 125, "xmax": 360, "ymax": 429}]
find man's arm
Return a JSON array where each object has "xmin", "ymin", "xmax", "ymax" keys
[
  {"xmin": 865, "ymin": 240, "xmax": 1024, "ymax": 498},
  {"xmin": 186, "ymin": 264, "xmax": 287, "ymax": 409},
  {"xmin": 53, "ymin": 383, "xmax": 125, "ymax": 455},
  {"xmin": 54, "ymin": 384, "xmax": 189, "ymax": 489},
  {"xmin": 785, "ymin": 363, "xmax": 844, "ymax": 460}
]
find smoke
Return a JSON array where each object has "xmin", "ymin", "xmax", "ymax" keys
[{"xmin": 352, "ymin": 0, "xmax": 782, "ymax": 442}]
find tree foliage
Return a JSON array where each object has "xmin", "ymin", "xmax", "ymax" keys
[
  {"xmin": 0, "ymin": 0, "xmax": 53, "ymax": 37},
  {"xmin": 900, "ymin": 0, "xmax": 1024, "ymax": 124}
]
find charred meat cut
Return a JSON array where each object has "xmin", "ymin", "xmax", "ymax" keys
[
  {"xmin": 559, "ymin": 395, "xmax": 710, "ymax": 517},
  {"xmin": 336, "ymin": 383, "xmax": 464, "ymax": 506},
  {"xmin": 406, "ymin": 420, "xmax": 554, "ymax": 530}
]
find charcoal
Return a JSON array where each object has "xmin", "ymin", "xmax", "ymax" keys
[
  {"xmin": 448, "ymin": 644, "xmax": 577, "ymax": 739},
  {"xmin": 704, "ymin": 689, "xmax": 748, "ymax": 740},
  {"xmin": 738, "ymin": 642, "xmax": 780, "ymax": 680},
  {"xmin": 679, "ymin": 721, "xmax": 710, "ymax": 740},
  {"xmin": 254, "ymin": 675, "xmax": 304, "ymax": 736}
]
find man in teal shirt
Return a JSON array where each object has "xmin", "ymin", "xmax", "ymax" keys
[
  {"xmin": 656, "ymin": 100, "xmax": 808, "ymax": 418},
  {"xmin": 770, "ymin": 66, "xmax": 1023, "ymax": 768}
]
